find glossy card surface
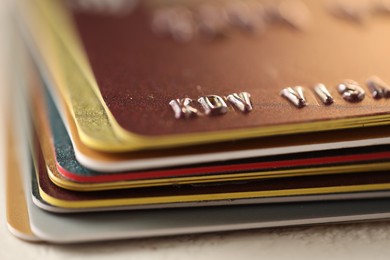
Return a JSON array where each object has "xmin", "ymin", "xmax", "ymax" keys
[
  {"xmin": 23, "ymin": 73, "xmax": 390, "ymax": 192},
  {"xmin": 20, "ymin": 0, "xmax": 390, "ymax": 151},
  {"xmin": 39, "ymin": 82, "xmax": 390, "ymax": 191},
  {"xmin": 24, "ymin": 55, "xmax": 390, "ymax": 177}
]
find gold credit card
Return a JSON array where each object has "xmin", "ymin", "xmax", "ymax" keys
[
  {"xmin": 20, "ymin": 0, "xmax": 390, "ymax": 151},
  {"xmin": 6, "ymin": 116, "xmax": 38, "ymax": 241}
]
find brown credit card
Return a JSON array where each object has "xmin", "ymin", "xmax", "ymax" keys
[
  {"xmin": 27, "ymin": 68, "xmax": 390, "ymax": 191},
  {"xmin": 21, "ymin": 0, "xmax": 390, "ymax": 151}
]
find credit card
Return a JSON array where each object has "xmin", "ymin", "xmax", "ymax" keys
[
  {"xmin": 31, "ymin": 126, "xmax": 390, "ymax": 210},
  {"xmin": 5, "ymin": 116, "xmax": 39, "ymax": 241},
  {"xmin": 25, "ymin": 164, "xmax": 390, "ymax": 243},
  {"xmin": 26, "ymin": 53, "xmax": 390, "ymax": 175},
  {"xmin": 32, "ymin": 74, "xmax": 390, "ymax": 191},
  {"xmin": 23, "ymin": 137, "xmax": 390, "ymax": 243},
  {"xmin": 20, "ymin": 0, "xmax": 390, "ymax": 151}
]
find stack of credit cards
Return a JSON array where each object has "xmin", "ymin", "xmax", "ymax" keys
[{"xmin": 7, "ymin": 0, "xmax": 390, "ymax": 243}]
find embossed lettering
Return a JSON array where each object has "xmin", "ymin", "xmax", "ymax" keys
[
  {"xmin": 276, "ymin": 0, "xmax": 310, "ymax": 30},
  {"xmin": 366, "ymin": 76, "xmax": 390, "ymax": 99},
  {"xmin": 67, "ymin": 0, "xmax": 138, "ymax": 15},
  {"xmin": 198, "ymin": 95, "xmax": 228, "ymax": 116},
  {"xmin": 329, "ymin": 3, "xmax": 368, "ymax": 23},
  {"xmin": 169, "ymin": 98, "xmax": 199, "ymax": 119},
  {"xmin": 280, "ymin": 86, "xmax": 307, "ymax": 108},
  {"xmin": 151, "ymin": 1, "xmax": 310, "ymax": 42},
  {"xmin": 314, "ymin": 83, "xmax": 334, "ymax": 105},
  {"xmin": 226, "ymin": 92, "xmax": 253, "ymax": 113},
  {"xmin": 337, "ymin": 80, "xmax": 365, "ymax": 102},
  {"xmin": 225, "ymin": 2, "xmax": 266, "ymax": 32}
]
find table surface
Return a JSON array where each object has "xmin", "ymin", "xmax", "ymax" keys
[{"xmin": 2, "ymin": 1, "xmax": 390, "ymax": 259}]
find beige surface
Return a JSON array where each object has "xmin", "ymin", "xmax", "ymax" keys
[
  {"xmin": 3, "ymin": 1, "xmax": 390, "ymax": 259},
  {"xmin": 5, "ymin": 115, "xmax": 37, "ymax": 240}
]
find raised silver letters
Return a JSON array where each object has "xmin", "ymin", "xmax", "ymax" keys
[
  {"xmin": 170, "ymin": 77, "xmax": 390, "ymax": 120},
  {"xmin": 226, "ymin": 92, "xmax": 253, "ymax": 113},
  {"xmin": 314, "ymin": 83, "xmax": 334, "ymax": 105},
  {"xmin": 169, "ymin": 98, "xmax": 199, "ymax": 119},
  {"xmin": 171, "ymin": 92, "xmax": 253, "ymax": 119},
  {"xmin": 366, "ymin": 76, "xmax": 390, "ymax": 99},
  {"xmin": 198, "ymin": 95, "xmax": 228, "ymax": 116},
  {"xmin": 280, "ymin": 86, "xmax": 307, "ymax": 108},
  {"xmin": 337, "ymin": 80, "xmax": 365, "ymax": 102}
]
